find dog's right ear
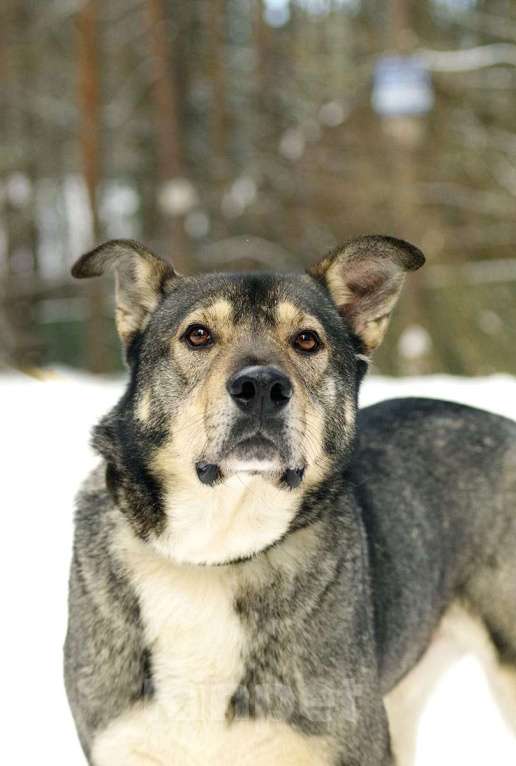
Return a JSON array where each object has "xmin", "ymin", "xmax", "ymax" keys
[
  {"xmin": 308, "ymin": 235, "xmax": 424, "ymax": 354},
  {"xmin": 72, "ymin": 239, "xmax": 178, "ymax": 352}
]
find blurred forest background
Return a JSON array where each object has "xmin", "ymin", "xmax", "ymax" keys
[{"xmin": 1, "ymin": 0, "xmax": 516, "ymax": 375}]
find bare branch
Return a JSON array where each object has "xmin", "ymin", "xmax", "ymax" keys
[{"xmin": 420, "ymin": 44, "xmax": 516, "ymax": 72}]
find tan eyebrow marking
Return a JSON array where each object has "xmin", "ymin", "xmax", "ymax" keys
[
  {"xmin": 176, "ymin": 299, "xmax": 236, "ymax": 349},
  {"xmin": 208, "ymin": 299, "xmax": 233, "ymax": 326},
  {"xmin": 275, "ymin": 301, "xmax": 325, "ymax": 344},
  {"xmin": 178, "ymin": 299, "xmax": 234, "ymax": 333},
  {"xmin": 276, "ymin": 301, "xmax": 305, "ymax": 329}
]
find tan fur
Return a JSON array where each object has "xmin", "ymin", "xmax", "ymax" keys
[
  {"xmin": 274, "ymin": 301, "xmax": 338, "ymax": 487},
  {"xmin": 276, "ymin": 301, "xmax": 309, "ymax": 334},
  {"xmin": 135, "ymin": 389, "xmax": 152, "ymax": 424},
  {"xmin": 146, "ymin": 300, "xmax": 340, "ymax": 566},
  {"xmin": 487, "ymin": 664, "xmax": 516, "ymax": 738},
  {"xmin": 150, "ymin": 380, "xmax": 304, "ymax": 565},
  {"xmin": 343, "ymin": 398, "xmax": 356, "ymax": 433},
  {"xmin": 175, "ymin": 299, "xmax": 234, "ymax": 347},
  {"xmin": 155, "ymin": 469, "xmax": 303, "ymax": 566},
  {"xmin": 323, "ymin": 263, "xmax": 354, "ymax": 313},
  {"xmin": 92, "ymin": 518, "xmax": 332, "ymax": 766},
  {"xmin": 208, "ymin": 298, "xmax": 234, "ymax": 328},
  {"xmin": 359, "ymin": 315, "xmax": 392, "ymax": 354},
  {"xmin": 323, "ymin": 256, "xmax": 397, "ymax": 351},
  {"xmin": 93, "ymin": 711, "xmax": 332, "ymax": 766},
  {"xmin": 385, "ymin": 604, "xmax": 516, "ymax": 766},
  {"xmin": 300, "ymin": 398, "xmax": 332, "ymax": 488},
  {"xmin": 274, "ymin": 302, "xmax": 327, "ymax": 349},
  {"xmin": 71, "ymin": 236, "xmax": 427, "ymax": 766},
  {"xmin": 115, "ymin": 304, "xmax": 137, "ymax": 346},
  {"xmin": 115, "ymin": 259, "xmax": 168, "ymax": 345},
  {"xmin": 310, "ymin": 246, "xmax": 412, "ymax": 352}
]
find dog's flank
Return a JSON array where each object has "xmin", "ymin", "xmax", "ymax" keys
[{"xmin": 64, "ymin": 236, "xmax": 516, "ymax": 766}]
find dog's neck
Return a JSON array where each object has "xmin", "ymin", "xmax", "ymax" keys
[
  {"xmin": 96, "ymin": 404, "xmax": 349, "ymax": 567},
  {"xmin": 150, "ymin": 470, "xmax": 306, "ymax": 566}
]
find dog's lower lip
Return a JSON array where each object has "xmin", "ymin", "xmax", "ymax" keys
[
  {"xmin": 281, "ymin": 467, "xmax": 305, "ymax": 489},
  {"xmin": 195, "ymin": 462, "xmax": 222, "ymax": 486}
]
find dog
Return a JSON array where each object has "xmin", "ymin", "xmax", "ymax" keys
[{"xmin": 64, "ymin": 236, "xmax": 516, "ymax": 765}]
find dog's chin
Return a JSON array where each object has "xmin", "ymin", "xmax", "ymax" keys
[{"xmin": 196, "ymin": 436, "xmax": 305, "ymax": 490}]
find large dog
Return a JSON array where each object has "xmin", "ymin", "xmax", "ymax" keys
[{"xmin": 65, "ymin": 236, "xmax": 516, "ymax": 765}]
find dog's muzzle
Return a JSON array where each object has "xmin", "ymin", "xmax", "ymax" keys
[{"xmin": 195, "ymin": 365, "xmax": 304, "ymax": 489}]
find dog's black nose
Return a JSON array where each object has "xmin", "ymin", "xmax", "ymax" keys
[{"xmin": 227, "ymin": 365, "xmax": 293, "ymax": 416}]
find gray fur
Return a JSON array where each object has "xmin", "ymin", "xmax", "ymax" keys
[
  {"xmin": 64, "ymin": 469, "xmax": 153, "ymax": 759},
  {"xmin": 64, "ymin": 237, "xmax": 516, "ymax": 765}
]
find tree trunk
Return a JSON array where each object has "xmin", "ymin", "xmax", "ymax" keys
[
  {"xmin": 253, "ymin": 0, "xmax": 275, "ymax": 150},
  {"xmin": 145, "ymin": 0, "xmax": 190, "ymax": 272},
  {"xmin": 383, "ymin": 0, "xmax": 434, "ymax": 375},
  {"xmin": 209, "ymin": 0, "xmax": 227, "ymax": 168},
  {"xmin": 78, "ymin": 0, "xmax": 109, "ymax": 373},
  {"xmin": 1, "ymin": 0, "xmax": 43, "ymax": 370}
]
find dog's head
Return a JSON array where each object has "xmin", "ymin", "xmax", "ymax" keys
[{"xmin": 73, "ymin": 236, "xmax": 423, "ymax": 564}]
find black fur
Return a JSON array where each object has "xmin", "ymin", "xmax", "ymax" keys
[{"xmin": 64, "ymin": 238, "xmax": 516, "ymax": 766}]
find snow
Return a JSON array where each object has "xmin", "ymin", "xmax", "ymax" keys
[{"xmin": 2, "ymin": 369, "xmax": 516, "ymax": 764}]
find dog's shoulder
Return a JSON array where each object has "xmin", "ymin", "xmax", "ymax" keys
[
  {"xmin": 72, "ymin": 462, "xmax": 123, "ymax": 560},
  {"xmin": 65, "ymin": 462, "xmax": 151, "ymax": 753},
  {"xmin": 75, "ymin": 462, "xmax": 111, "ymax": 519},
  {"xmin": 356, "ymin": 396, "xmax": 516, "ymax": 467},
  {"xmin": 353, "ymin": 395, "xmax": 516, "ymax": 527}
]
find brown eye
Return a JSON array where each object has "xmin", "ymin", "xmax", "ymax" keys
[
  {"xmin": 292, "ymin": 330, "xmax": 321, "ymax": 354},
  {"xmin": 184, "ymin": 324, "xmax": 213, "ymax": 349}
]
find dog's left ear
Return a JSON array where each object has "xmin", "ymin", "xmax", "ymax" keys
[
  {"xmin": 72, "ymin": 239, "xmax": 178, "ymax": 351},
  {"xmin": 308, "ymin": 235, "xmax": 425, "ymax": 353}
]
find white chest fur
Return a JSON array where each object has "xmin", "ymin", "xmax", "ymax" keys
[
  {"xmin": 155, "ymin": 472, "xmax": 302, "ymax": 566},
  {"xmin": 115, "ymin": 522, "xmax": 244, "ymax": 719},
  {"xmin": 91, "ymin": 521, "xmax": 332, "ymax": 766}
]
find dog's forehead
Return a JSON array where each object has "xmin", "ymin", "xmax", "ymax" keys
[{"xmin": 163, "ymin": 271, "xmax": 331, "ymax": 326}]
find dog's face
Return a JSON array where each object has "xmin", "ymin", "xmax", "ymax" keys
[
  {"xmin": 73, "ymin": 236, "xmax": 423, "ymax": 564},
  {"xmin": 136, "ymin": 273, "xmax": 356, "ymax": 490}
]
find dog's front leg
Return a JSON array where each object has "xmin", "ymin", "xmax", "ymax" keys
[
  {"xmin": 337, "ymin": 742, "xmax": 395, "ymax": 766},
  {"xmin": 92, "ymin": 745, "xmax": 165, "ymax": 766},
  {"xmin": 90, "ymin": 705, "xmax": 171, "ymax": 766},
  {"xmin": 336, "ymin": 703, "xmax": 395, "ymax": 766}
]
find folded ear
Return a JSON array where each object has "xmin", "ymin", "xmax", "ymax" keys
[
  {"xmin": 72, "ymin": 239, "xmax": 178, "ymax": 351},
  {"xmin": 308, "ymin": 235, "xmax": 425, "ymax": 353}
]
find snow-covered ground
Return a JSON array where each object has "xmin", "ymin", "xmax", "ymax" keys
[{"xmin": 2, "ymin": 370, "xmax": 516, "ymax": 764}]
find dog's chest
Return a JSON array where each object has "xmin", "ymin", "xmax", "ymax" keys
[
  {"xmin": 124, "ymin": 532, "xmax": 245, "ymax": 720},
  {"xmin": 92, "ymin": 526, "xmax": 333, "ymax": 766}
]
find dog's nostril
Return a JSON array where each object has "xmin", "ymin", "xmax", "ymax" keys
[
  {"xmin": 229, "ymin": 376, "xmax": 257, "ymax": 402},
  {"xmin": 240, "ymin": 380, "xmax": 256, "ymax": 401},
  {"xmin": 270, "ymin": 380, "xmax": 291, "ymax": 406}
]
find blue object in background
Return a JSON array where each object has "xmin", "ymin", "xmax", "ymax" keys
[{"xmin": 372, "ymin": 55, "xmax": 434, "ymax": 117}]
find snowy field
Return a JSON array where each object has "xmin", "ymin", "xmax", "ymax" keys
[{"xmin": 3, "ymin": 369, "xmax": 516, "ymax": 764}]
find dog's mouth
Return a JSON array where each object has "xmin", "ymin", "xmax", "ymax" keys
[{"xmin": 195, "ymin": 434, "xmax": 305, "ymax": 489}]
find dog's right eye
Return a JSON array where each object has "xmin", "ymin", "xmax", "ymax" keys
[{"xmin": 184, "ymin": 324, "xmax": 214, "ymax": 349}]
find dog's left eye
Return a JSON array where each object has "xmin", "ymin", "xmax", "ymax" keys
[
  {"xmin": 184, "ymin": 324, "xmax": 214, "ymax": 349},
  {"xmin": 292, "ymin": 330, "xmax": 321, "ymax": 354}
]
